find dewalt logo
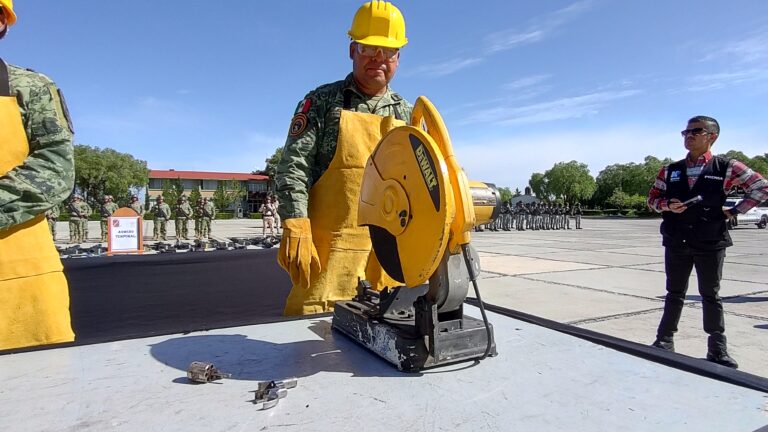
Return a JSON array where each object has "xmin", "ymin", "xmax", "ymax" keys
[
  {"xmin": 414, "ymin": 144, "xmax": 438, "ymax": 191},
  {"xmin": 409, "ymin": 133, "xmax": 441, "ymax": 211}
]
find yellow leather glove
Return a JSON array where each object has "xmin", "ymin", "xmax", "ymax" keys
[{"xmin": 278, "ymin": 218, "xmax": 321, "ymax": 286}]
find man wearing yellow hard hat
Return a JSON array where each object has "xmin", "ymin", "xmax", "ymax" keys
[
  {"xmin": 0, "ymin": 0, "xmax": 77, "ymax": 350},
  {"xmin": 275, "ymin": 1, "xmax": 411, "ymax": 315}
]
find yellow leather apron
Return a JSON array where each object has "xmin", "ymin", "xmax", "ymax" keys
[
  {"xmin": 0, "ymin": 61, "xmax": 74, "ymax": 350},
  {"xmin": 283, "ymin": 110, "xmax": 402, "ymax": 315}
]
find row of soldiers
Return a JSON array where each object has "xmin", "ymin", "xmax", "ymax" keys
[
  {"xmin": 479, "ymin": 202, "xmax": 584, "ymax": 232},
  {"xmin": 45, "ymin": 194, "xmax": 218, "ymax": 243},
  {"xmin": 133, "ymin": 195, "xmax": 217, "ymax": 241}
]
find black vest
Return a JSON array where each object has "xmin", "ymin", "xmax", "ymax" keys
[{"xmin": 660, "ymin": 156, "xmax": 732, "ymax": 249}]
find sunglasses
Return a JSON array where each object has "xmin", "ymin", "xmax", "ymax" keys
[
  {"xmin": 680, "ymin": 128, "xmax": 711, "ymax": 137},
  {"xmin": 355, "ymin": 43, "xmax": 399, "ymax": 60}
]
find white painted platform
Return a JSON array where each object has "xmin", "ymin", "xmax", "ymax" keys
[{"xmin": 1, "ymin": 307, "xmax": 766, "ymax": 432}]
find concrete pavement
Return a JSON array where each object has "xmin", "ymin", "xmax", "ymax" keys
[
  {"xmin": 468, "ymin": 218, "xmax": 768, "ymax": 378},
  {"xmin": 53, "ymin": 217, "xmax": 767, "ymax": 376}
]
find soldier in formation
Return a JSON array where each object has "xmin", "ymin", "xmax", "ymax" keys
[
  {"xmin": 152, "ymin": 195, "xmax": 171, "ymax": 241},
  {"xmin": 174, "ymin": 195, "xmax": 193, "ymax": 240},
  {"xmin": 45, "ymin": 205, "xmax": 59, "ymax": 240},
  {"xmin": 193, "ymin": 198, "xmax": 203, "ymax": 239},
  {"xmin": 129, "ymin": 194, "xmax": 144, "ymax": 216},
  {"xmin": 199, "ymin": 197, "xmax": 216, "ymax": 239},
  {"xmin": 514, "ymin": 202, "xmax": 526, "ymax": 231},
  {"xmin": 572, "ymin": 202, "xmax": 583, "ymax": 229},
  {"xmin": 68, "ymin": 195, "xmax": 91, "ymax": 243},
  {"xmin": 99, "ymin": 195, "xmax": 118, "ymax": 242}
]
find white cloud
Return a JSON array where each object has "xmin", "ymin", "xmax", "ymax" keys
[
  {"xmin": 405, "ymin": 57, "xmax": 484, "ymax": 77},
  {"xmin": 503, "ymin": 74, "xmax": 552, "ymax": 90},
  {"xmin": 411, "ymin": 1, "xmax": 594, "ymax": 77},
  {"xmin": 686, "ymin": 69, "xmax": 768, "ymax": 91},
  {"xmin": 484, "ymin": 0, "xmax": 594, "ymax": 54},
  {"xmin": 704, "ymin": 28, "xmax": 768, "ymax": 64},
  {"xmin": 484, "ymin": 30, "xmax": 546, "ymax": 53},
  {"xmin": 461, "ymin": 89, "xmax": 642, "ymax": 125}
]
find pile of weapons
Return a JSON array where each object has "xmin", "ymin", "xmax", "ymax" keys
[{"xmin": 57, "ymin": 235, "xmax": 282, "ymax": 257}]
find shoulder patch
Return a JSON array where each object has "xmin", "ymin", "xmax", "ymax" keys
[
  {"xmin": 288, "ymin": 113, "xmax": 308, "ymax": 137},
  {"xmin": 294, "ymin": 98, "xmax": 312, "ymax": 114}
]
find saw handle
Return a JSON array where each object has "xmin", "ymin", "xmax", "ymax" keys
[{"xmin": 410, "ymin": 96, "xmax": 475, "ymax": 252}]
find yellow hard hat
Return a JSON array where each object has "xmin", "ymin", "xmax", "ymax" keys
[
  {"xmin": 348, "ymin": 1, "xmax": 407, "ymax": 49},
  {"xmin": 0, "ymin": 0, "xmax": 17, "ymax": 26}
]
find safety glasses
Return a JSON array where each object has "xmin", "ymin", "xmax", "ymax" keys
[{"xmin": 355, "ymin": 43, "xmax": 399, "ymax": 60}]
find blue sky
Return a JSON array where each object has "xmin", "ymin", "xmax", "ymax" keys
[{"xmin": 3, "ymin": 1, "xmax": 767, "ymax": 191}]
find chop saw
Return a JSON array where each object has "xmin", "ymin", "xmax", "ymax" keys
[{"xmin": 332, "ymin": 96, "xmax": 500, "ymax": 372}]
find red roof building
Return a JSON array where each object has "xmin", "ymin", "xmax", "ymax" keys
[{"xmin": 148, "ymin": 169, "xmax": 272, "ymax": 214}]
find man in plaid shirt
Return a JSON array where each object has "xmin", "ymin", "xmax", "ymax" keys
[{"xmin": 647, "ymin": 115, "xmax": 768, "ymax": 369}]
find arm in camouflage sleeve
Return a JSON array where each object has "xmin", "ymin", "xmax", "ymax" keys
[
  {"xmin": 0, "ymin": 70, "xmax": 74, "ymax": 232},
  {"xmin": 275, "ymin": 94, "xmax": 320, "ymax": 220}
]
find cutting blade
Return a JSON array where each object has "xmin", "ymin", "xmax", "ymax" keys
[{"xmin": 359, "ymin": 126, "xmax": 455, "ymax": 287}]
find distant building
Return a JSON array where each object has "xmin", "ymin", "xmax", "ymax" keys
[
  {"xmin": 148, "ymin": 169, "xmax": 270, "ymax": 213},
  {"xmin": 509, "ymin": 187, "xmax": 541, "ymax": 206}
]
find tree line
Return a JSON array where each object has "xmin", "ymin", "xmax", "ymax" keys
[
  {"xmin": 71, "ymin": 143, "xmax": 766, "ymax": 214},
  {"xmin": 72, "ymin": 144, "xmax": 245, "ymax": 212},
  {"xmin": 523, "ymin": 151, "xmax": 768, "ymax": 211}
]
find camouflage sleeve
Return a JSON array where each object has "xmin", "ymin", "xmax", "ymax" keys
[
  {"xmin": 0, "ymin": 68, "xmax": 75, "ymax": 232},
  {"xmin": 402, "ymin": 98, "xmax": 414, "ymax": 122},
  {"xmin": 275, "ymin": 93, "xmax": 321, "ymax": 220}
]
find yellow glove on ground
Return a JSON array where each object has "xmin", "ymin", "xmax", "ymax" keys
[{"xmin": 278, "ymin": 218, "xmax": 321, "ymax": 287}]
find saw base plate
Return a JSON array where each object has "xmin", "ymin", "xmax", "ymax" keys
[{"xmin": 332, "ymin": 283, "xmax": 496, "ymax": 372}]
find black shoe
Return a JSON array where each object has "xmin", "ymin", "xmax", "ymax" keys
[
  {"xmin": 706, "ymin": 351, "xmax": 739, "ymax": 369},
  {"xmin": 651, "ymin": 338, "xmax": 675, "ymax": 352}
]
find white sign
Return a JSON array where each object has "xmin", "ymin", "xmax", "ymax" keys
[{"xmin": 109, "ymin": 216, "xmax": 141, "ymax": 252}]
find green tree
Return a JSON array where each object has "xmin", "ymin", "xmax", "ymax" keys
[
  {"xmin": 254, "ymin": 146, "xmax": 284, "ymax": 188},
  {"xmin": 545, "ymin": 161, "xmax": 596, "ymax": 204},
  {"xmin": 161, "ymin": 178, "xmax": 185, "ymax": 206},
  {"xmin": 594, "ymin": 155, "xmax": 672, "ymax": 208},
  {"xmin": 750, "ymin": 153, "xmax": 768, "ymax": 177},
  {"xmin": 718, "ymin": 150, "xmax": 768, "ymax": 177},
  {"xmin": 606, "ymin": 188, "xmax": 629, "ymax": 210},
  {"xmin": 513, "ymin": 188, "xmax": 522, "ymax": 197},
  {"xmin": 188, "ymin": 188, "xmax": 202, "ymax": 207},
  {"xmin": 74, "ymin": 144, "xmax": 149, "ymax": 205},
  {"xmin": 498, "ymin": 186, "xmax": 512, "ymax": 203},
  {"xmin": 212, "ymin": 179, "xmax": 247, "ymax": 211},
  {"xmin": 529, "ymin": 172, "xmax": 549, "ymax": 200}
]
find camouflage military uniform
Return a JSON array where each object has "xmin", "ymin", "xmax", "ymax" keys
[
  {"xmin": 67, "ymin": 198, "xmax": 79, "ymax": 243},
  {"xmin": 152, "ymin": 198, "xmax": 171, "ymax": 241},
  {"xmin": 99, "ymin": 197, "xmax": 119, "ymax": 242},
  {"xmin": 275, "ymin": 73, "xmax": 413, "ymax": 219},
  {"xmin": 129, "ymin": 200, "xmax": 144, "ymax": 217},
  {"xmin": 81, "ymin": 201, "xmax": 92, "ymax": 240},
  {"xmin": 45, "ymin": 205, "xmax": 60, "ymax": 240},
  {"xmin": 0, "ymin": 64, "xmax": 74, "ymax": 231},
  {"xmin": 200, "ymin": 199, "xmax": 216, "ymax": 238},
  {"xmin": 174, "ymin": 198, "xmax": 193, "ymax": 240},
  {"xmin": 68, "ymin": 198, "xmax": 89, "ymax": 243},
  {"xmin": 572, "ymin": 203, "xmax": 583, "ymax": 229},
  {"xmin": 193, "ymin": 199, "xmax": 203, "ymax": 239}
]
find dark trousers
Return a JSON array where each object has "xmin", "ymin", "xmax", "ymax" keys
[{"xmin": 657, "ymin": 245, "xmax": 726, "ymax": 339}]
